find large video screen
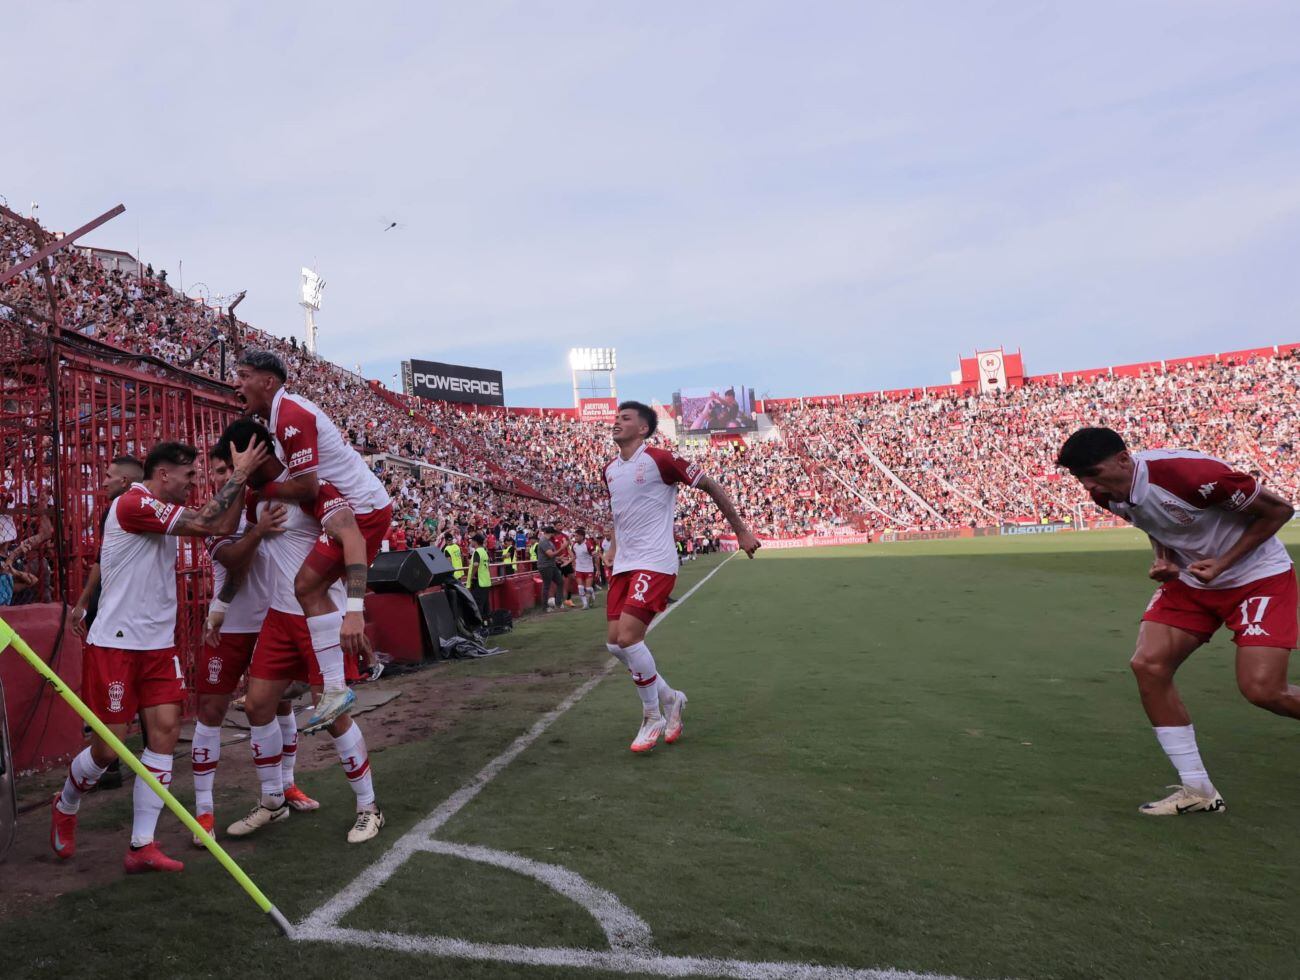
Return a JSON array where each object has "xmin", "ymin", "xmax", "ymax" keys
[{"xmin": 675, "ymin": 386, "xmax": 758, "ymax": 434}]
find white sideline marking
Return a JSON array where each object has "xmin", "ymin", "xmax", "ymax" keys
[
  {"xmin": 294, "ymin": 555, "xmax": 970, "ymax": 979},
  {"xmin": 298, "ymin": 555, "xmax": 736, "ymax": 934}
]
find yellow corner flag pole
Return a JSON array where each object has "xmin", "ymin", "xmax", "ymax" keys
[{"xmin": 0, "ymin": 617, "xmax": 292, "ymax": 935}]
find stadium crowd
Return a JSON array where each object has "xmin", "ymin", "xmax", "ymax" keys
[{"xmin": 6, "ymin": 207, "xmax": 1300, "ymax": 584}]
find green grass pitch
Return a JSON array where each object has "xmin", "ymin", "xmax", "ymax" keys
[{"xmin": 4, "ymin": 528, "xmax": 1300, "ymax": 979}]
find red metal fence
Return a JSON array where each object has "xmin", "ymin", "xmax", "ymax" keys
[{"xmin": 2, "ymin": 318, "xmax": 242, "ymax": 702}]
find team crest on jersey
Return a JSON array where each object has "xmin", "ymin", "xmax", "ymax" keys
[
  {"xmin": 206, "ymin": 656, "xmax": 223, "ymax": 685},
  {"xmin": 107, "ymin": 681, "xmax": 126, "ymax": 713},
  {"xmin": 283, "ymin": 425, "xmax": 301, "ymax": 438},
  {"xmin": 1198, "ymin": 481, "xmax": 1216, "ymax": 499},
  {"xmin": 1158, "ymin": 499, "xmax": 1195, "ymax": 525}
]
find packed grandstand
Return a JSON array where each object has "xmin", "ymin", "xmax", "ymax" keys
[{"xmin": 4, "ymin": 204, "xmax": 1299, "ymax": 599}]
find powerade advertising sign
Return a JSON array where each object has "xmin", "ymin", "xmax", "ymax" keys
[{"xmin": 402, "ymin": 359, "xmax": 505, "ymax": 407}]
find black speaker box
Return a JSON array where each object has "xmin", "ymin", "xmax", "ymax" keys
[
  {"xmin": 368, "ymin": 547, "xmax": 457, "ymax": 594},
  {"xmin": 417, "ymin": 589, "xmax": 457, "ymax": 655}
]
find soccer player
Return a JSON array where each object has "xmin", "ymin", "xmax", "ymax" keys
[
  {"xmin": 602, "ymin": 401, "xmax": 760, "ymax": 752},
  {"xmin": 190, "ymin": 450, "xmax": 318, "ymax": 845},
  {"xmin": 49, "ymin": 438, "xmax": 269, "ymax": 872},
  {"xmin": 551, "ymin": 526, "xmax": 576, "ymax": 608},
  {"xmin": 234, "ymin": 351, "xmax": 393, "ymax": 732},
  {"xmin": 212, "ymin": 420, "xmax": 385, "ymax": 844},
  {"xmin": 1057, "ymin": 427, "xmax": 1299, "ymax": 815},
  {"xmin": 572, "ymin": 527, "xmax": 597, "ymax": 609}
]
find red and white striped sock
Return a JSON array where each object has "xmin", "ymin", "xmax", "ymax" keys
[
  {"xmin": 306, "ymin": 611, "xmax": 346, "ymax": 692},
  {"xmin": 191, "ymin": 722, "xmax": 222, "ymax": 815},
  {"xmin": 57, "ymin": 747, "xmax": 108, "ymax": 815},
  {"xmin": 277, "ymin": 711, "xmax": 299, "ymax": 788},
  {"xmin": 131, "ymin": 749, "xmax": 173, "ymax": 847},
  {"xmin": 332, "ymin": 722, "xmax": 375, "ymax": 809},
  {"xmin": 249, "ymin": 721, "xmax": 285, "ymax": 807}
]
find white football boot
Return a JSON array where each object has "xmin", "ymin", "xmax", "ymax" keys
[{"xmin": 1139, "ymin": 785, "xmax": 1226, "ymax": 816}]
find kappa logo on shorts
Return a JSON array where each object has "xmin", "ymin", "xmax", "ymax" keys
[
  {"xmin": 107, "ymin": 680, "xmax": 126, "ymax": 714},
  {"xmin": 206, "ymin": 656, "xmax": 223, "ymax": 685},
  {"xmin": 631, "ymin": 572, "xmax": 653, "ymax": 602},
  {"xmin": 1238, "ymin": 596, "xmax": 1272, "ymax": 637}
]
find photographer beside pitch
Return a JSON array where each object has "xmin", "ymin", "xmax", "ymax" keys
[{"xmin": 1058, "ymin": 427, "xmax": 1299, "ymax": 815}]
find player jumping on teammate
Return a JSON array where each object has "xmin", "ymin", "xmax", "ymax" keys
[
  {"xmin": 602, "ymin": 401, "xmax": 760, "ymax": 753},
  {"xmin": 234, "ymin": 350, "xmax": 393, "ymax": 733},
  {"xmin": 211, "ymin": 420, "xmax": 385, "ymax": 843},
  {"xmin": 50, "ymin": 438, "xmax": 269, "ymax": 872},
  {"xmin": 1058, "ymin": 427, "xmax": 1298, "ymax": 815}
]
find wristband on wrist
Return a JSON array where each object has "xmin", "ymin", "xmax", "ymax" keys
[
  {"xmin": 346, "ymin": 597, "xmax": 365, "ymax": 613},
  {"xmin": 209, "ymin": 598, "xmax": 230, "ymax": 615}
]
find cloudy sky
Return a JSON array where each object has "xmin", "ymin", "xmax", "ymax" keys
[{"xmin": 8, "ymin": 2, "xmax": 1300, "ymax": 405}]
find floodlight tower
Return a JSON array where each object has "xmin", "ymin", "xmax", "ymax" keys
[
  {"xmin": 300, "ymin": 266, "xmax": 325, "ymax": 355},
  {"xmin": 568, "ymin": 347, "xmax": 617, "ymax": 407}
]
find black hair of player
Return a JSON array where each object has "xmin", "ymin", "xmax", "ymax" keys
[
  {"xmin": 211, "ymin": 418, "xmax": 275, "ymax": 465},
  {"xmin": 1055, "ymin": 426, "xmax": 1127, "ymax": 472},
  {"xmin": 472, "ymin": 532, "xmax": 485, "ymax": 545},
  {"xmin": 111, "ymin": 454, "xmax": 144, "ymax": 471},
  {"xmin": 144, "ymin": 442, "xmax": 199, "ymax": 479},
  {"xmin": 236, "ymin": 349, "xmax": 287, "ymax": 383},
  {"xmin": 618, "ymin": 400, "xmax": 657, "ymax": 438}
]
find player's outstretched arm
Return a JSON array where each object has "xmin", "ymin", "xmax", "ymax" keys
[
  {"xmin": 1188, "ymin": 488, "xmax": 1296, "ymax": 584},
  {"xmin": 171, "ymin": 441, "xmax": 270, "ymax": 537},
  {"xmin": 695, "ymin": 475, "xmax": 760, "ymax": 558},
  {"xmin": 323, "ymin": 509, "xmax": 373, "ymax": 659},
  {"xmin": 259, "ymin": 471, "xmax": 320, "ymax": 504}
]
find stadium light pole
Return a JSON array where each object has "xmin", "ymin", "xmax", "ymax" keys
[
  {"xmin": 568, "ymin": 347, "xmax": 617, "ymax": 409},
  {"xmin": 300, "ymin": 267, "xmax": 325, "ymax": 356}
]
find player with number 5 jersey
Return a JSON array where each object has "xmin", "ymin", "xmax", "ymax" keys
[
  {"xmin": 601, "ymin": 401, "xmax": 761, "ymax": 754},
  {"xmin": 1058, "ymin": 427, "xmax": 1299, "ymax": 818},
  {"xmin": 51, "ymin": 436, "xmax": 272, "ymax": 874}
]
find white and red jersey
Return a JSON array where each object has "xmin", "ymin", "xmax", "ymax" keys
[
  {"xmin": 603, "ymin": 444, "xmax": 704, "ymax": 576},
  {"xmin": 87, "ymin": 482, "xmax": 182, "ymax": 650},
  {"xmin": 574, "ymin": 538, "xmax": 596, "ymax": 574},
  {"xmin": 269, "ymin": 388, "xmax": 390, "ymax": 515},
  {"xmin": 253, "ymin": 477, "xmax": 352, "ymax": 614},
  {"xmin": 1094, "ymin": 449, "xmax": 1292, "ymax": 590},
  {"xmin": 206, "ymin": 514, "xmax": 273, "ymax": 634}
]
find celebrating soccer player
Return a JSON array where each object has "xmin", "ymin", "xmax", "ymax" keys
[
  {"xmin": 233, "ymin": 350, "xmax": 393, "ymax": 732},
  {"xmin": 190, "ymin": 449, "xmax": 319, "ymax": 846},
  {"xmin": 211, "ymin": 420, "xmax": 385, "ymax": 843},
  {"xmin": 1058, "ymin": 427, "xmax": 1299, "ymax": 815},
  {"xmin": 50, "ymin": 438, "xmax": 269, "ymax": 872},
  {"xmin": 602, "ymin": 401, "xmax": 760, "ymax": 752}
]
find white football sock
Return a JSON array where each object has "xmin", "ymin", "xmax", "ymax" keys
[
  {"xmin": 606, "ymin": 642, "xmax": 630, "ymax": 667},
  {"xmin": 1154, "ymin": 725, "xmax": 1215, "ymax": 796},
  {"xmin": 278, "ymin": 711, "xmax": 299, "ymax": 788},
  {"xmin": 250, "ymin": 720, "xmax": 285, "ymax": 807},
  {"xmin": 332, "ymin": 723, "xmax": 376, "ymax": 809},
  {"xmin": 191, "ymin": 722, "xmax": 222, "ymax": 815},
  {"xmin": 58, "ymin": 747, "xmax": 108, "ymax": 815},
  {"xmin": 307, "ymin": 610, "xmax": 347, "ymax": 692},
  {"xmin": 131, "ymin": 749, "xmax": 173, "ymax": 847},
  {"xmin": 622, "ymin": 641, "xmax": 665, "ymax": 717}
]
